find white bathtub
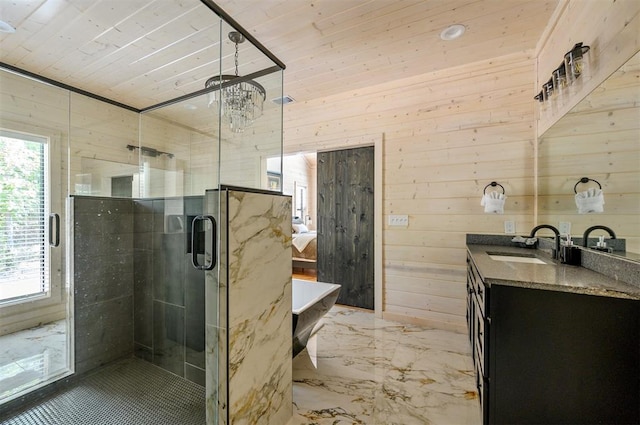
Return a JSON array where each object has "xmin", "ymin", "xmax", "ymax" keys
[{"xmin": 292, "ymin": 279, "xmax": 341, "ymax": 357}]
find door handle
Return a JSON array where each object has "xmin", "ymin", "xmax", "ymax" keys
[
  {"xmin": 191, "ymin": 215, "xmax": 217, "ymax": 271},
  {"xmin": 49, "ymin": 213, "xmax": 60, "ymax": 247}
]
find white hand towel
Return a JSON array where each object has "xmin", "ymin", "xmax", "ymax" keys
[
  {"xmin": 481, "ymin": 192, "xmax": 506, "ymax": 214},
  {"xmin": 575, "ymin": 188, "xmax": 604, "ymax": 213}
]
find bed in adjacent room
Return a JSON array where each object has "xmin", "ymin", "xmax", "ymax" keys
[{"xmin": 292, "ymin": 221, "xmax": 317, "ymax": 270}]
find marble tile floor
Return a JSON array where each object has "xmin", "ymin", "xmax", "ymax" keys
[
  {"xmin": 0, "ymin": 321, "xmax": 68, "ymax": 403},
  {"xmin": 288, "ymin": 306, "xmax": 481, "ymax": 425},
  {"xmin": 1, "ymin": 308, "xmax": 480, "ymax": 424}
]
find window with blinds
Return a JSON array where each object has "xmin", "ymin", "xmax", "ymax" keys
[{"xmin": 0, "ymin": 130, "xmax": 49, "ymax": 303}]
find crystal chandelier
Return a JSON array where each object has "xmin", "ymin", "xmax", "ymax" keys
[{"xmin": 205, "ymin": 31, "xmax": 266, "ymax": 133}]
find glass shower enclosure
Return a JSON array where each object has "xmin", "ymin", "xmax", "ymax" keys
[
  {"xmin": 1, "ymin": 2, "xmax": 284, "ymax": 424},
  {"xmin": 134, "ymin": 32, "xmax": 284, "ymax": 422}
]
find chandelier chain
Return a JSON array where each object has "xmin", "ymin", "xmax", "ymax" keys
[{"xmin": 234, "ymin": 42, "xmax": 239, "ymax": 77}]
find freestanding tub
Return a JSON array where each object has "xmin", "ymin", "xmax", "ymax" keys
[{"xmin": 292, "ymin": 279, "xmax": 341, "ymax": 357}]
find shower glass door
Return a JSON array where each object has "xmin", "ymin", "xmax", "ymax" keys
[
  {"xmin": 138, "ymin": 89, "xmax": 221, "ymax": 422},
  {"xmin": 0, "ymin": 69, "xmax": 72, "ymax": 405},
  {"xmin": 208, "ymin": 19, "xmax": 285, "ymax": 424},
  {"xmin": 138, "ymin": 12, "xmax": 284, "ymax": 425}
]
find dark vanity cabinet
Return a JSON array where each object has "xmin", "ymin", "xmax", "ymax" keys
[
  {"xmin": 467, "ymin": 252, "xmax": 640, "ymax": 424},
  {"xmin": 467, "ymin": 254, "xmax": 490, "ymax": 423}
]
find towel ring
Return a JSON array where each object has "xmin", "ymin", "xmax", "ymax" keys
[
  {"xmin": 483, "ymin": 181, "xmax": 505, "ymax": 195},
  {"xmin": 573, "ymin": 177, "xmax": 602, "ymax": 194}
]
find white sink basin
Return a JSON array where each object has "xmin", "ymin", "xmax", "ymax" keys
[{"xmin": 488, "ymin": 254, "xmax": 548, "ymax": 264}]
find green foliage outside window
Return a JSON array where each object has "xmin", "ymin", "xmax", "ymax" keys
[{"xmin": 0, "ymin": 137, "xmax": 45, "ymax": 276}]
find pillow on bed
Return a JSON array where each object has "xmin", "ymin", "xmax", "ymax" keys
[
  {"xmin": 292, "ymin": 216, "xmax": 304, "ymax": 224},
  {"xmin": 292, "ymin": 223, "xmax": 309, "ymax": 234}
]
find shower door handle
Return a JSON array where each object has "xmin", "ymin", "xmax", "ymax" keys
[
  {"xmin": 191, "ymin": 215, "xmax": 217, "ymax": 271},
  {"xmin": 49, "ymin": 213, "xmax": 60, "ymax": 247}
]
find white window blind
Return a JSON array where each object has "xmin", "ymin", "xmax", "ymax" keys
[{"xmin": 0, "ymin": 130, "xmax": 49, "ymax": 303}]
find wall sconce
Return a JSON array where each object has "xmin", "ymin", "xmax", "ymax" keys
[
  {"xmin": 481, "ymin": 181, "xmax": 506, "ymax": 214},
  {"xmin": 126, "ymin": 144, "xmax": 174, "ymax": 158},
  {"xmin": 534, "ymin": 42, "xmax": 590, "ymax": 103},
  {"xmin": 574, "ymin": 177, "xmax": 604, "ymax": 214},
  {"xmin": 552, "ymin": 63, "xmax": 567, "ymax": 98},
  {"xmin": 564, "ymin": 42, "xmax": 591, "ymax": 84}
]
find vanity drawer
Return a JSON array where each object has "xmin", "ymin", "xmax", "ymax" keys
[
  {"xmin": 474, "ymin": 298, "xmax": 489, "ymax": 378},
  {"xmin": 467, "ymin": 255, "xmax": 477, "ymax": 281},
  {"xmin": 470, "ymin": 264, "xmax": 489, "ymax": 318},
  {"xmin": 466, "ymin": 282, "xmax": 475, "ymax": 348}
]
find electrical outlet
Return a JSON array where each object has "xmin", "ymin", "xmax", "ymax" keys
[
  {"xmin": 388, "ymin": 215, "xmax": 409, "ymax": 227},
  {"xmin": 559, "ymin": 221, "xmax": 572, "ymax": 235},
  {"xmin": 504, "ymin": 220, "xmax": 516, "ymax": 234}
]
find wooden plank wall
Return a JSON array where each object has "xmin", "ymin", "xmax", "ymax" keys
[
  {"xmin": 69, "ymin": 93, "xmax": 139, "ymax": 196},
  {"xmin": 283, "ymin": 51, "xmax": 537, "ymax": 332},
  {"xmin": 139, "ymin": 112, "xmax": 216, "ymax": 197},
  {"xmin": 69, "ymin": 95, "xmax": 206, "ymax": 198},
  {"xmin": 3, "ymin": 67, "xmax": 284, "ymax": 200},
  {"xmin": 218, "ymin": 106, "xmax": 283, "ymax": 190}
]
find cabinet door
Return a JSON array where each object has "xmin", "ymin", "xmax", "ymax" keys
[{"xmin": 490, "ymin": 285, "xmax": 640, "ymax": 424}]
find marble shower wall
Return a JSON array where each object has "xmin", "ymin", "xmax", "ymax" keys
[{"xmin": 210, "ymin": 188, "xmax": 293, "ymax": 425}]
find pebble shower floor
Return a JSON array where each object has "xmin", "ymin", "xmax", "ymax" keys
[{"xmin": 0, "ymin": 358, "xmax": 205, "ymax": 425}]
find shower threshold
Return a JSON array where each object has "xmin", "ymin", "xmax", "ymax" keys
[{"xmin": 0, "ymin": 358, "xmax": 205, "ymax": 425}]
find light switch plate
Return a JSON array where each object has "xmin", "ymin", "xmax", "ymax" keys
[
  {"xmin": 504, "ymin": 220, "xmax": 516, "ymax": 234},
  {"xmin": 559, "ymin": 221, "xmax": 571, "ymax": 235},
  {"xmin": 389, "ymin": 215, "xmax": 409, "ymax": 227}
]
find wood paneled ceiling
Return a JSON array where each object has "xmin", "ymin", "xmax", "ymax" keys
[{"xmin": 0, "ymin": 0, "xmax": 559, "ymax": 109}]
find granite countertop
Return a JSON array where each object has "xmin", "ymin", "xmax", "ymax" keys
[{"xmin": 467, "ymin": 244, "xmax": 640, "ymax": 300}]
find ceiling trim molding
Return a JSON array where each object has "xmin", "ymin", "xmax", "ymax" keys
[
  {"xmin": 141, "ymin": 66, "xmax": 282, "ymax": 113},
  {"xmin": 0, "ymin": 62, "xmax": 141, "ymax": 113},
  {"xmin": 200, "ymin": 0, "xmax": 286, "ymax": 70}
]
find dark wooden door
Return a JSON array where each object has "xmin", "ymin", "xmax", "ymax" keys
[{"xmin": 317, "ymin": 146, "xmax": 374, "ymax": 309}]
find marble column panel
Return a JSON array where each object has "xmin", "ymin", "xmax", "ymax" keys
[
  {"xmin": 205, "ymin": 188, "xmax": 292, "ymax": 425},
  {"xmin": 225, "ymin": 190, "xmax": 292, "ymax": 425}
]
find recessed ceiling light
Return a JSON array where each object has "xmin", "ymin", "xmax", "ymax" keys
[
  {"xmin": 440, "ymin": 24, "xmax": 465, "ymax": 41},
  {"xmin": 0, "ymin": 20, "xmax": 16, "ymax": 33}
]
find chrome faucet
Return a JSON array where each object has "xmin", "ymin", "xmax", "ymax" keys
[
  {"xmin": 582, "ymin": 225, "xmax": 616, "ymax": 247},
  {"xmin": 529, "ymin": 224, "xmax": 560, "ymax": 260}
]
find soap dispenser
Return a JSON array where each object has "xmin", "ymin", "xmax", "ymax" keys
[
  {"xmin": 560, "ymin": 234, "xmax": 581, "ymax": 266},
  {"xmin": 593, "ymin": 235, "xmax": 613, "ymax": 253}
]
